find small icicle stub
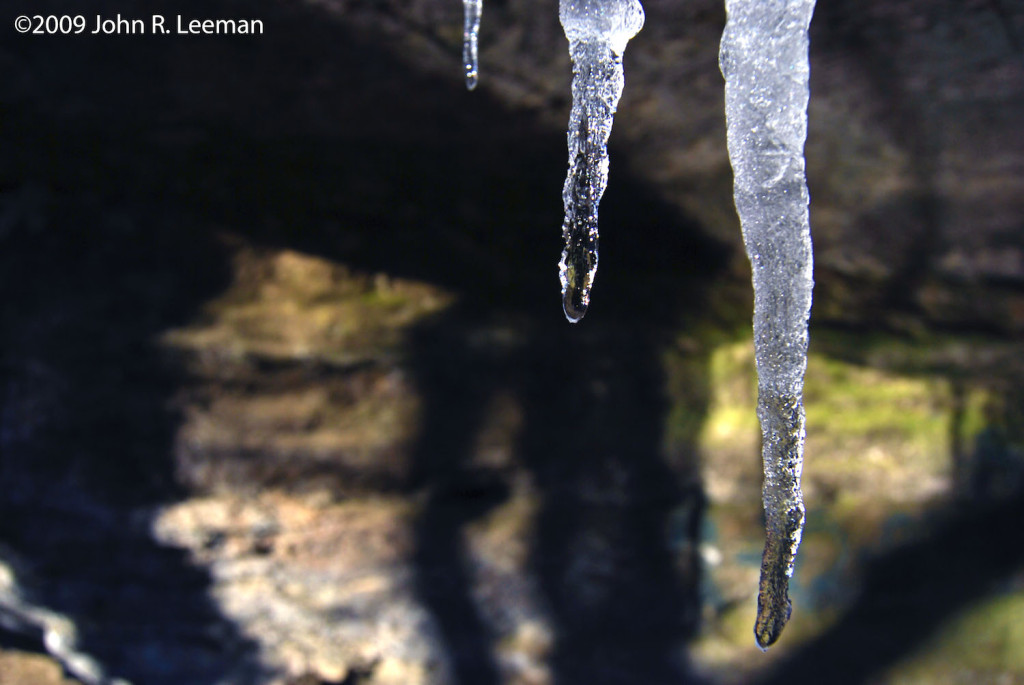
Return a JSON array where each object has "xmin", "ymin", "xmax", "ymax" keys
[
  {"xmin": 720, "ymin": 0, "xmax": 817, "ymax": 648},
  {"xmin": 463, "ymin": 0, "xmax": 482, "ymax": 89},
  {"xmin": 557, "ymin": 0, "xmax": 644, "ymax": 322}
]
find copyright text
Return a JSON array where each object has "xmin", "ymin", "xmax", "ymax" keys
[{"xmin": 14, "ymin": 14, "xmax": 265, "ymax": 35}]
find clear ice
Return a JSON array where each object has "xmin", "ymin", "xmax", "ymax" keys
[
  {"xmin": 557, "ymin": 0, "xmax": 644, "ymax": 322},
  {"xmin": 463, "ymin": 0, "xmax": 482, "ymax": 90},
  {"xmin": 719, "ymin": 0, "xmax": 816, "ymax": 648}
]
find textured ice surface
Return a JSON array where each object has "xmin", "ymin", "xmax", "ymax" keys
[
  {"xmin": 720, "ymin": 0, "xmax": 816, "ymax": 649},
  {"xmin": 463, "ymin": 0, "xmax": 482, "ymax": 90},
  {"xmin": 557, "ymin": 0, "xmax": 644, "ymax": 322},
  {"xmin": 559, "ymin": 0, "xmax": 645, "ymax": 53}
]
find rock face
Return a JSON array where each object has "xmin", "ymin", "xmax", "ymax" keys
[
  {"xmin": 325, "ymin": 0, "xmax": 1024, "ymax": 332},
  {"xmin": 2, "ymin": 0, "xmax": 1023, "ymax": 684},
  {"xmin": 6, "ymin": 0, "xmax": 1023, "ymax": 327}
]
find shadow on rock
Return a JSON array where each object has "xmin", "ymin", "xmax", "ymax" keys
[
  {"xmin": 0, "ymin": 190, "xmax": 267, "ymax": 683},
  {"xmin": 399, "ymin": 160, "xmax": 727, "ymax": 683}
]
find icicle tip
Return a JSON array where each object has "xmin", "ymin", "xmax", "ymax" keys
[
  {"xmin": 562, "ymin": 287, "xmax": 588, "ymax": 323},
  {"xmin": 754, "ymin": 588, "xmax": 792, "ymax": 650}
]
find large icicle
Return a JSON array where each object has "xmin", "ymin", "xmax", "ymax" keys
[
  {"xmin": 719, "ymin": 0, "xmax": 816, "ymax": 648},
  {"xmin": 557, "ymin": 0, "xmax": 644, "ymax": 322},
  {"xmin": 463, "ymin": 0, "xmax": 482, "ymax": 90}
]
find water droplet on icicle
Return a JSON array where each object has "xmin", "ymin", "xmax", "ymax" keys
[
  {"xmin": 561, "ymin": 290, "xmax": 589, "ymax": 322},
  {"xmin": 559, "ymin": 234, "xmax": 595, "ymax": 323}
]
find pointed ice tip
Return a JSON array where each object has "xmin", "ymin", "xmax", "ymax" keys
[
  {"xmin": 465, "ymin": 75, "xmax": 478, "ymax": 91},
  {"xmin": 562, "ymin": 289, "xmax": 588, "ymax": 323},
  {"xmin": 754, "ymin": 627, "xmax": 774, "ymax": 652},
  {"xmin": 754, "ymin": 593, "xmax": 792, "ymax": 651}
]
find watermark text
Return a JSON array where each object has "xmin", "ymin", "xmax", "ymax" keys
[{"xmin": 14, "ymin": 14, "xmax": 265, "ymax": 36}]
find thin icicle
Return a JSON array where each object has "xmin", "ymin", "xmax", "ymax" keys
[
  {"xmin": 557, "ymin": 0, "xmax": 644, "ymax": 322},
  {"xmin": 463, "ymin": 0, "xmax": 482, "ymax": 90},
  {"xmin": 719, "ymin": 0, "xmax": 816, "ymax": 648}
]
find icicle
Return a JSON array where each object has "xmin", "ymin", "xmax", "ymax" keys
[
  {"xmin": 463, "ymin": 0, "xmax": 482, "ymax": 90},
  {"xmin": 557, "ymin": 0, "xmax": 644, "ymax": 322},
  {"xmin": 719, "ymin": 0, "xmax": 816, "ymax": 649}
]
